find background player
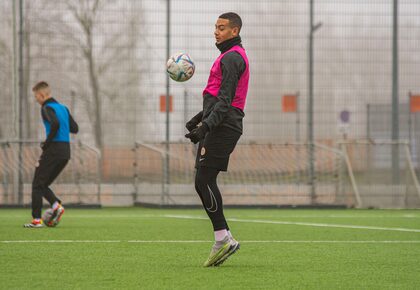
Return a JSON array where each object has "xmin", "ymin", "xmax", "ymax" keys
[{"xmin": 24, "ymin": 81, "xmax": 79, "ymax": 228}]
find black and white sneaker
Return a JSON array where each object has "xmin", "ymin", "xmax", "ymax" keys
[{"xmin": 23, "ymin": 219, "xmax": 45, "ymax": 228}]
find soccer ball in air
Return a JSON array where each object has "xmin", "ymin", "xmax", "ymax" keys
[{"xmin": 166, "ymin": 52, "xmax": 195, "ymax": 82}]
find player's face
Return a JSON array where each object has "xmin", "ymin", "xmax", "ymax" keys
[
  {"xmin": 34, "ymin": 90, "xmax": 47, "ymax": 105},
  {"xmin": 214, "ymin": 18, "xmax": 239, "ymax": 44}
]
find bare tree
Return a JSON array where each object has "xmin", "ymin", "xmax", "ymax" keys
[
  {"xmin": 0, "ymin": 0, "xmax": 49, "ymax": 140},
  {"xmin": 0, "ymin": 40, "xmax": 11, "ymax": 126},
  {"xmin": 0, "ymin": 2, "xmax": 15, "ymax": 139},
  {"xmin": 65, "ymin": 0, "xmax": 104, "ymax": 150},
  {"xmin": 2, "ymin": 0, "xmax": 145, "ymax": 148},
  {"xmin": 21, "ymin": 0, "xmax": 34, "ymax": 139},
  {"xmin": 62, "ymin": 0, "xmax": 144, "ymax": 151}
]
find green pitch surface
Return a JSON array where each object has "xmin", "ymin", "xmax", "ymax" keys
[{"xmin": 1, "ymin": 208, "xmax": 420, "ymax": 289}]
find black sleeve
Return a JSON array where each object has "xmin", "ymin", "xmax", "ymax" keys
[
  {"xmin": 42, "ymin": 106, "xmax": 60, "ymax": 147},
  {"xmin": 67, "ymin": 108, "xmax": 79, "ymax": 134},
  {"xmin": 202, "ymin": 51, "xmax": 246, "ymax": 131},
  {"xmin": 189, "ymin": 111, "xmax": 203, "ymax": 124}
]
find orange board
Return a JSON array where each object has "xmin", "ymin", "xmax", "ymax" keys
[
  {"xmin": 410, "ymin": 95, "xmax": 420, "ymax": 113},
  {"xmin": 160, "ymin": 95, "xmax": 173, "ymax": 112},
  {"xmin": 282, "ymin": 94, "xmax": 297, "ymax": 112}
]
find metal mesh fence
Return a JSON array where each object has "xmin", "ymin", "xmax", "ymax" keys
[
  {"xmin": 367, "ymin": 102, "xmax": 420, "ymax": 175},
  {"xmin": 133, "ymin": 142, "xmax": 356, "ymax": 206},
  {"xmin": 339, "ymin": 140, "xmax": 420, "ymax": 208},
  {"xmin": 0, "ymin": 141, "xmax": 101, "ymax": 206},
  {"xmin": 0, "ymin": 0, "xmax": 419, "ymax": 207}
]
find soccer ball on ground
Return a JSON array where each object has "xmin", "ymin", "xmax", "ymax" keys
[
  {"xmin": 166, "ymin": 52, "xmax": 195, "ymax": 82},
  {"xmin": 42, "ymin": 208, "xmax": 56, "ymax": 227}
]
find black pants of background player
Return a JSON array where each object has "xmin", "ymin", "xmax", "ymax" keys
[
  {"xmin": 194, "ymin": 126, "xmax": 241, "ymax": 231},
  {"xmin": 32, "ymin": 152, "xmax": 68, "ymax": 219}
]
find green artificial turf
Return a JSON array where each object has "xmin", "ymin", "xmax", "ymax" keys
[{"xmin": 0, "ymin": 208, "xmax": 419, "ymax": 289}]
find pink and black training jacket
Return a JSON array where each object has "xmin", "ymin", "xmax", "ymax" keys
[{"xmin": 199, "ymin": 36, "xmax": 250, "ymax": 134}]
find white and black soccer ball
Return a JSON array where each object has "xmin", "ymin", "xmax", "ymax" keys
[
  {"xmin": 42, "ymin": 208, "xmax": 55, "ymax": 227},
  {"xmin": 166, "ymin": 52, "xmax": 195, "ymax": 82}
]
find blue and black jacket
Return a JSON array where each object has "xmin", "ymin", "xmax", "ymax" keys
[{"xmin": 41, "ymin": 98, "xmax": 78, "ymax": 159}]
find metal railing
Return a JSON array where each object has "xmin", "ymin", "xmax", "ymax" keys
[
  {"xmin": 132, "ymin": 141, "xmax": 353, "ymax": 207},
  {"xmin": 338, "ymin": 139, "xmax": 420, "ymax": 208},
  {"xmin": 0, "ymin": 140, "xmax": 101, "ymax": 206}
]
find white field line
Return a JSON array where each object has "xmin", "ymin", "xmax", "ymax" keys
[
  {"xmin": 127, "ymin": 240, "xmax": 420, "ymax": 244},
  {"xmin": 74, "ymin": 214, "xmax": 420, "ymax": 219},
  {"xmin": 1, "ymin": 240, "xmax": 420, "ymax": 244},
  {"xmin": 230, "ymin": 214, "xmax": 420, "ymax": 219},
  {"xmin": 0, "ymin": 240, "xmax": 121, "ymax": 243},
  {"xmin": 239, "ymin": 240, "xmax": 420, "ymax": 244},
  {"xmin": 163, "ymin": 214, "xmax": 420, "ymax": 233},
  {"xmin": 2, "ymin": 214, "xmax": 420, "ymax": 219},
  {"xmin": 0, "ymin": 214, "xmax": 162, "ymax": 219},
  {"xmin": 70, "ymin": 213, "xmax": 420, "ymax": 219}
]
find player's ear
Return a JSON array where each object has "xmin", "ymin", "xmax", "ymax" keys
[{"xmin": 232, "ymin": 26, "xmax": 239, "ymax": 37}]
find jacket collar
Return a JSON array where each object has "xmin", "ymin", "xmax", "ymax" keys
[{"xmin": 216, "ymin": 36, "xmax": 242, "ymax": 53}]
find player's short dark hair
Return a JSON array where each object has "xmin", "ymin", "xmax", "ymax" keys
[
  {"xmin": 219, "ymin": 12, "xmax": 242, "ymax": 33},
  {"xmin": 32, "ymin": 81, "xmax": 49, "ymax": 92}
]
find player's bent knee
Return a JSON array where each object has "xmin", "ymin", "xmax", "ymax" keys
[{"xmin": 32, "ymin": 183, "xmax": 47, "ymax": 193}]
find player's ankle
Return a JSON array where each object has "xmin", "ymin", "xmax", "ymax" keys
[
  {"xmin": 52, "ymin": 201, "xmax": 60, "ymax": 210},
  {"xmin": 214, "ymin": 229, "xmax": 228, "ymax": 241}
]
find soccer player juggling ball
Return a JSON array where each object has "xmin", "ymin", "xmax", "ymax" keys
[
  {"xmin": 24, "ymin": 81, "xmax": 79, "ymax": 228},
  {"xmin": 185, "ymin": 12, "xmax": 250, "ymax": 267}
]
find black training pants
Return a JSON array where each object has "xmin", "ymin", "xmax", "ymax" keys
[
  {"xmin": 195, "ymin": 166, "xmax": 229, "ymax": 231},
  {"xmin": 32, "ymin": 152, "xmax": 68, "ymax": 218}
]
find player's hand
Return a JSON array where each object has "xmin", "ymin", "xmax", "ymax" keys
[
  {"xmin": 185, "ymin": 111, "xmax": 203, "ymax": 132},
  {"xmin": 185, "ymin": 123, "xmax": 209, "ymax": 144},
  {"xmin": 185, "ymin": 120, "xmax": 200, "ymax": 132}
]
